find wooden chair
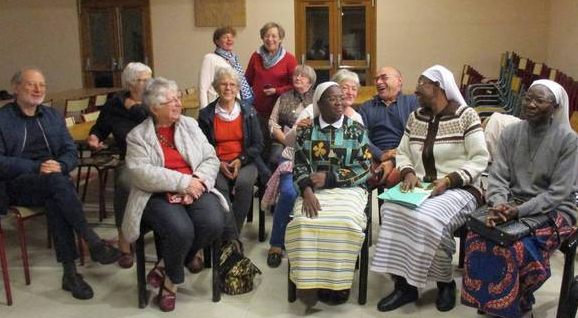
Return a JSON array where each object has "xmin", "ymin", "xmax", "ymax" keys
[
  {"xmin": 81, "ymin": 111, "xmax": 100, "ymax": 123},
  {"xmin": 287, "ymin": 195, "xmax": 371, "ymax": 305},
  {"xmin": 7, "ymin": 206, "xmax": 87, "ymax": 285},
  {"xmin": 0, "ymin": 217, "xmax": 13, "ymax": 305},
  {"xmin": 65, "ymin": 117, "xmax": 75, "ymax": 128},
  {"xmin": 135, "ymin": 227, "xmax": 221, "ymax": 308},
  {"xmin": 64, "ymin": 97, "xmax": 90, "ymax": 122},
  {"xmin": 93, "ymin": 94, "xmax": 108, "ymax": 108},
  {"xmin": 247, "ymin": 185, "xmax": 266, "ymax": 242}
]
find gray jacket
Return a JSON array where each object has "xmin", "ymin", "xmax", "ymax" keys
[{"xmin": 122, "ymin": 116, "xmax": 228, "ymax": 243}]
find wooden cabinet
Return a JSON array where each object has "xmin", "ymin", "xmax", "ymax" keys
[
  {"xmin": 294, "ymin": 0, "xmax": 376, "ymax": 85},
  {"xmin": 79, "ymin": 0, "xmax": 153, "ymax": 88}
]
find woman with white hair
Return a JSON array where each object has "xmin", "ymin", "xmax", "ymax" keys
[
  {"xmin": 371, "ymin": 65, "xmax": 490, "ymax": 312},
  {"xmin": 285, "ymin": 82, "xmax": 371, "ymax": 306},
  {"xmin": 198, "ymin": 67, "xmax": 268, "ymax": 234},
  {"xmin": 462, "ymin": 80, "xmax": 577, "ymax": 318},
  {"xmin": 86, "ymin": 62, "xmax": 152, "ymax": 268},
  {"xmin": 122, "ymin": 77, "xmax": 232, "ymax": 312}
]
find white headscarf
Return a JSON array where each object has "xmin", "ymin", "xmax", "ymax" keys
[
  {"xmin": 311, "ymin": 81, "xmax": 339, "ymax": 117},
  {"xmin": 529, "ymin": 79, "xmax": 571, "ymax": 129},
  {"xmin": 422, "ymin": 65, "xmax": 467, "ymax": 106}
]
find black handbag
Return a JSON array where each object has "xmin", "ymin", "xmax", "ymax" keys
[{"xmin": 467, "ymin": 206, "xmax": 552, "ymax": 246}]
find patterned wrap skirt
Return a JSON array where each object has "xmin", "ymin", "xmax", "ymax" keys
[
  {"xmin": 285, "ymin": 187, "xmax": 367, "ymax": 290},
  {"xmin": 461, "ymin": 211, "xmax": 573, "ymax": 318},
  {"xmin": 371, "ymin": 188, "xmax": 478, "ymax": 288}
]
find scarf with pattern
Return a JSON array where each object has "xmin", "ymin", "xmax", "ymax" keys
[{"xmin": 215, "ymin": 47, "xmax": 254, "ymax": 102}]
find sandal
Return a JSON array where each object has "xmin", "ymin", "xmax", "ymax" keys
[
  {"xmin": 147, "ymin": 263, "xmax": 165, "ymax": 288},
  {"xmin": 156, "ymin": 280, "xmax": 176, "ymax": 312}
]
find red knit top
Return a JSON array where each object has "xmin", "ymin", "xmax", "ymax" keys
[
  {"xmin": 214, "ymin": 115, "xmax": 244, "ymax": 161},
  {"xmin": 156, "ymin": 125, "xmax": 193, "ymax": 175},
  {"xmin": 245, "ymin": 51, "xmax": 298, "ymax": 118}
]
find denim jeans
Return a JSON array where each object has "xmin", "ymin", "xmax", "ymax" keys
[
  {"xmin": 141, "ymin": 192, "xmax": 225, "ymax": 284},
  {"xmin": 269, "ymin": 172, "xmax": 298, "ymax": 248}
]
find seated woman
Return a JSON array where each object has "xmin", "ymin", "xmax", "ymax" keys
[
  {"xmin": 461, "ymin": 80, "xmax": 577, "ymax": 318},
  {"xmin": 263, "ymin": 64, "xmax": 315, "ymax": 267},
  {"xmin": 86, "ymin": 62, "xmax": 152, "ymax": 268},
  {"xmin": 285, "ymin": 82, "xmax": 371, "ymax": 306},
  {"xmin": 198, "ymin": 67, "xmax": 269, "ymax": 234},
  {"xmin": 371, "ymin": 65, "xmax": 490, "ymax": 312},
  {"xmin": 122, "ymin": 77, "xmax": 233, "ymax": 312}
]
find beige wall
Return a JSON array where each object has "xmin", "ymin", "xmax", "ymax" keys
[
  {"xmin": 150, "ymin": 0, "xmax": 295, "ymax": 90},
  {"xmin": 377, "ymin": 0, "xmax": 550, "ymax": 92},
  {"xmin": 547, "ymin": 0, "xmax": 578, "ymax": 79},
  {"xmin": 0, "ymin": 0, "xmax": 573, "ymax": 94},
  {"xmin": 0, "ymin": 0, "xmax": 82, "ymax": 92}
]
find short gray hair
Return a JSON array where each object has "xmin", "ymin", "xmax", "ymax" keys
[
  {"xmin": 143, "ymin": 77, "xmax": 179, "ymax": 111},
  {"xmin": 211, "ymin": 67, "xmax": 240, "ymax": 92},
  {"xmin": 294, "ymin": 65, "xmax": 317, "ymax": 86},
  {"xmin": 331, "ymin": 69, "xmax": 360, "ymax": 88},
  {"xmin": 11, "ymin": 67, "xmax": 44, "ymax": 86},
  {"xmin": 122, "ymin": 62, "xmax": 152, "ymax": 89}
]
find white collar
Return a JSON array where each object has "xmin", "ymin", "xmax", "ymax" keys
[
  {"xmin": 215, "ymin": 101, "xmax": 241, "ymax": 122},
  {"xmin": 319, "ymin": 114, "xmax": 344, "ymax": 129}
]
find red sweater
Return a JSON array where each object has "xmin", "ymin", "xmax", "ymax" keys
[
  {"xmin": 157, "ymin": 126, "xmax": 193, "ymax": 175},
  {"xmin": 214, "ymin": 115, "xmax": 244, "ymax": 161},
  {"xmin": 245, "ymin": 51, "xmax": 298, "ymax": 118}
]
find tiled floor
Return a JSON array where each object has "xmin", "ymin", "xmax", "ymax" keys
[{"xmin": 0, "ymin": 190, "xmax": 572, "ymax": 317}]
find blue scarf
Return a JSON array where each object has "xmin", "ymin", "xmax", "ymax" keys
[
  {"xmin": 258, "ymin": 45, "xmax": 286, "ymax": 69},
  {"xmin": 215, "ymin": 47, "xmax": 254, "ymax": 102}
]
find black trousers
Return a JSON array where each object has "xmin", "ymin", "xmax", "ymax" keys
[{"xmin": 7, "ymin": 173, "xmax": 99, "ymax": 263}]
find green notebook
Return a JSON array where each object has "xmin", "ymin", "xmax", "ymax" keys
[{"xmin": 378, "ymin": 182, "xmax": 432, "ymax": 209}]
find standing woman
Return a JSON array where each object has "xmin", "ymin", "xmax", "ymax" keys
[
  {"xmin": 199, "ymin": 26, "xmax": 253, "ymax": 108},
  {"xmin": 245, "ymin": 22, "xmax": 298, "ymax": 162}
]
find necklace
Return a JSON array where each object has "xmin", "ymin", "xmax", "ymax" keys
[{"xmin": 156, "ymin": 129, "xmax": 176, "ymax": 149}]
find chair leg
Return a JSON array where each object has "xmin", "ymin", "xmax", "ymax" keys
[
  {"xmin": 557, "ymin": 232, "xmax": 577, "ymax": 318},
  {"xmin": 136, "ymin": 234, "xmax": 147, "ymax": 308},
  {"xmin": 203, "ymin": 247, "xmax": 212, "ymax": 268},
  {"xmin": 211, "ymin": 239, "xmax": 221, "ymax": 302},
  {"xmin": 358, "ymin": 218, "xmax": 369, "ymax": 305},
  {"xmin": 458, "ymin": 232, "xmax": 466, "ymax": 269},
  {"xmin": 287, "ymin": 261, "xmax": 296, "ymax": 302},
  {"xmin": 15, "ymin": 217, "xmax": 31, "ymax": 285},
  {"xmin": 0, "ymin": 221, "xmax": 13, "ymax": 306},
  {"xmin": 81, "ymin": 166, "xmax": 91, "ymax": 202},
  {"xmin": 98, "ymin": 168, "xmax": 107, "ymax": 222},
  {"xmin": 258, "ymin": 204, "xmax": 266, "ymax": 242},
  {"xmin": 77, "ymin": 236, "xmax": 86, "ymax": 266}
]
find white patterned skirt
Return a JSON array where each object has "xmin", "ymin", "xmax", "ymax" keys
[
  {"xmin": 370, "ymin": 188, "xmax": 477, "ymax": 288},
  {"xmin": 285, "ymin": 187, "xmax": 368, "ymax": 290}
]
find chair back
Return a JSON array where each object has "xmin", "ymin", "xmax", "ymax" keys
[
  {"xmin": 65, "ymin": 116, "xmax": 75, "ymax": 128},
  {"xmin": 93, "ymin": 94, "xmax": 108, "ymax": 107},
  {"xmin": 81, "ymin": 111, "xmax": 100, "ymax": 122},
  {"xmin": 65, "ymin": 97, "xmax": 90, "ymax": 122},
  {"xmin": 43, "ymin": 99, "xmax": 53, "ymax": 106}
]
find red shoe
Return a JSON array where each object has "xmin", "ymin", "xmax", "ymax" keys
[
  {"xmin": 157, "ymin": 282, "xmax": 176, "ymax": 312},
  {"xmin": 147, "ymin": 263, "xmax": 165, "ymax": 288},
  {"xmin": 117, "ymin": 253, "xmax": 134, "ymax": 269}
]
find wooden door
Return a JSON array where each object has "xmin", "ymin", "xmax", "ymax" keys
[
  {"xmin": 295, "ymin": 0, "xmax": 375, "ymax": 85},
  {"xmin": 79, "ymin": 0, "xmax": 153, "ymax": 88}
]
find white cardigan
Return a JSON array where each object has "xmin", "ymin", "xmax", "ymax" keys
[
  {"xmin": 199, "ymin": 53, "xmax": 234, "ymax": 108},
  {"xmin": 122, "ymin": 116, "xmax": 228, "ymax": 243}
]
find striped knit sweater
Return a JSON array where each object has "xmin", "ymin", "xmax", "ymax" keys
[{"xmin": 396, "ymin": 104, "xmax": 489, "ymax": 204}]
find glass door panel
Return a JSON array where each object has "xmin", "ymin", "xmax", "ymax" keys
[
  {"xmin": 120, "ymin": 7, "xmax": 145, "ymax": 66},
  {"xmin": 305, "ymin": 7, "xmax": 330, "ymax": 61}
]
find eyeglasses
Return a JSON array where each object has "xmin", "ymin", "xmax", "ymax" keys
[
  {"xmin": 325, "ymin": 96, "xmax": 344, "ymax": 103},
  {"xmin": 416, "ymin": 78, "xmax": 436, "ymax": 87},
  {"xmin": 521, "ymin": 94, "xmax": 555, "ymax": 106},
  {"xmin": 22, "ymin": 81, "xmax": 47, "ymax": 90},
  {"xmin": 161, "ymin": 96, "xmax": 182, "ymax": 106}
]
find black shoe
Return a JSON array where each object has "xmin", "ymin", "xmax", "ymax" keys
[
  {"xmin": 377, "ymin": 285, "xmax": 418, "ymax": 312},
  {"xmin": 436, "ymin": 280, "xmax": 456, "ymax": 312},
  {"xmin": 266, "ymin": 252, "xmax": 282, "ymax": 268},
  {"xmin": 62, "ymin": 273, "xmax": 94, "ymax": 300},
  {"xmin": 89, "ymin": 241, "xmax": 121, "ymax": 265},
  {"xmin": 318, "ymin": 289, "xmax": 350, "ymax": 305}
]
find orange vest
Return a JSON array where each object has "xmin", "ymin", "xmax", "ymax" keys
[{"xmin": 214, "ymin": 115, "xmax": 243, "ymax": 161}]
